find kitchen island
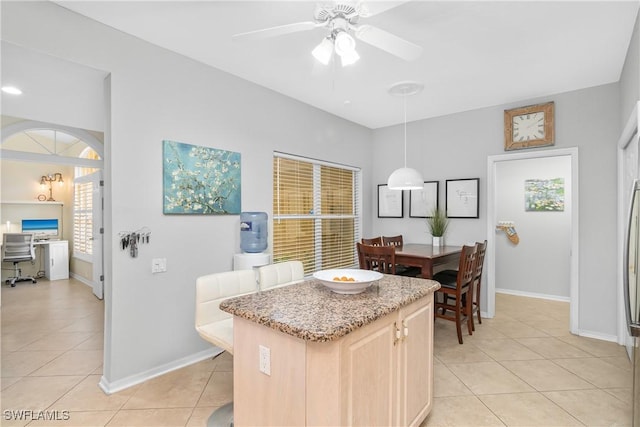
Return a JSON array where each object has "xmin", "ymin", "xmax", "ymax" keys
[{"xmin": 220, "ymin": 273, "xmax": 440, "ymax": 427}]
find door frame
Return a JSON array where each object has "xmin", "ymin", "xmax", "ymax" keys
[
  {"xmin": 1, "ymin": 120, "xmax": 105, "ymax": 297},
  {"xmin": 486, "ymin": 147, "xmax": 579, "ymax": 333}
]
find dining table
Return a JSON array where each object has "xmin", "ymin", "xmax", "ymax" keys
[{"xmin": 394, "ymin": 243, "xmax": 463, "ymax": 279}]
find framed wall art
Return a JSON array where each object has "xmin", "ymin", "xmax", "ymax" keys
[
  {"xmin": 378, "ymin": 184, "xmax": 403, "ymax": 218},
  {"xmin": 409, "ymin": 181, "xmax": 439, "ymax": 218},
  {"xmin": 525, "ymin": 178, "xmax": 565, "ymax": 212},
  {"xmin": 163, "ymin": 140, "xmax": 241, "ymax": 214},
  {"xmin": 446, "ymin": 178, "xmax": 479, "ymax": 218}
]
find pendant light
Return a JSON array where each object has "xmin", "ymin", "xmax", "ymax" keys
[{"xmin": 387, "ymin": 81, "xmax": 424, "ymax": 190}]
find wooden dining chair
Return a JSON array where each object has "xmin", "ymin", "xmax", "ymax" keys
[
  {"xmin": 437, "ymin": 240, "xmax": 487, "ymax": 330},
  {"xmin": 432, "ymin": 244, "xmax": 477, "ymax": 344},
  {"xmin": 470, "ymin": 240, "xmax": 487, "ymax": 326},
  {"xmin": 381, "ymin": 235, "xmax": 403, "ymax": 247},
  {"xmin": 361, "ymin": 237, "xmax": 383, "ymax": 246},
  {"xmin": 357, "ymin": 243, "xmax": 396, "ymax": 274},
  {"xmin": 381, "ymin": 235, "xmax": 421, "ymax": 277}
]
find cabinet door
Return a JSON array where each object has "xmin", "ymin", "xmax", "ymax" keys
[
  {"xmin": 45, "ymin": 242, "xmax": 69, "ymax": 280},
  {"xmin": 399, "ymin": 296, "xmax": 434, "ymax": 426},
  {"xmin": 341, "ymin": 314, "xmax": 398, "ymax": 426}
]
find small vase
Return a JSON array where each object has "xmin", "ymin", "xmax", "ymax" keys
[{"xmin": 432, "ymin": 236, "xmax": 443, "ymax": 247}]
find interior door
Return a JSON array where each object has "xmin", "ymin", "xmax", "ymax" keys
[
  {"xmin": 91, "ymin": 171, "xmax": 104, "ymax": 299},
  {"xmin": 74, "ymin": 170, "xmax": 104, "ymax": 299}
]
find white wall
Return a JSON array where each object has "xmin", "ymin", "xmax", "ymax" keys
[
  {"xmin": 1, "ymin": 41, "xmax": 107, "ymax": 132},
  {"xmin": 495, "ymin": 156, "xmax": 572, "ymax": 299},
  {"xmin": 372, "ymin": 83, "xmax": 621, "ymax": 339},
  {"xmin": 1, "ymin": 1, "xmax": 374, "ymax": 390},
  {"xmin": 621, "ymin": 9, "xmax": 640, "ymax": 125}
]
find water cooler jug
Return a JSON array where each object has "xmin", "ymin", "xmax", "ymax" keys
[{"xmin": 234, "ymin": 212, "xmax": 270, "ymax": 270}]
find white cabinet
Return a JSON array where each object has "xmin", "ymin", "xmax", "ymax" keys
[{"xmin": 44, "ymin": 240, "xmax": 69, "ymax": 280}]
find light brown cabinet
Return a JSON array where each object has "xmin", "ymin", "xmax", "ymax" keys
[{"xmin": 233, "ymin": 294, "xmax": 434, "ymax": 426}]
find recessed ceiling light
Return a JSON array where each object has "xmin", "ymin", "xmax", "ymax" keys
[{"xmin": 2, "ymin": 86, "xmax": 23, "ymax": 95}]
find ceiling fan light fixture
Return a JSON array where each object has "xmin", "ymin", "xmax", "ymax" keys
[
  {"xmin": 334, "ymin": 30, "xmax": 356, "ymax": 57},
  {"xmin": 312, "ymin": 37, "xmax": 333, "ymax": 65},
  {"xmin": 340, "ymin": 49, "xmax": 360, "ymax": 67}
]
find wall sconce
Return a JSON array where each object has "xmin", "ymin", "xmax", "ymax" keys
[{"xmin": 39, "ymin": 173, "xmax": 64, "ymax": 201}]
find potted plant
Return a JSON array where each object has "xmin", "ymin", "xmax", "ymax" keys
[{"xmin": 427, "ymin": 207, "xmax": 449, "ymax": 247}]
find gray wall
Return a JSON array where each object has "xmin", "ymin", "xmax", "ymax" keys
[
  {"xmin": 372, "ymin": 83, "xmax": 621, "ymax": 339},
  {"xmin": 2, "ymin": 1, "xmax": 373, "ymax": 390}
]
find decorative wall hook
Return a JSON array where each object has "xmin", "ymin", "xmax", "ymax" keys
[
  {"xmin": 496, "ymin": 221, "xmax": 519, "ymax": 245},
  {"xmin": 118, "ymin": 227, "xmax": 151, "ymax": 258}
]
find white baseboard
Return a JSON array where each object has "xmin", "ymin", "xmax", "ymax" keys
[
  {"xmin": 98, "ymin": 347, "xmax": 224, "ymax": 395},
  {"xmin": 70, "ymin": 272, "xmax": 93, "ymax": 288},
  {"xmin": 495, "ymin": 287, "xmax": 570, "ymax": 303},
  {"xmin": 575, "ymin": 329, "xmax": 619, "ymax": 343}
]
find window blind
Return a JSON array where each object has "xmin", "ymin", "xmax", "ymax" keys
[{"xmin": 273, "ymin": 153, "xmax": 361, "ymax": 274}]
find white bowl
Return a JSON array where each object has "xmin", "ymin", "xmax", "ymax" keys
[{"xmin": 313, "ymin": 269, "xmax": 383, "ymax": 294}]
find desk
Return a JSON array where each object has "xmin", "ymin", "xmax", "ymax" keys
[
  {"xmin": 34, "ymin": 240, "xmax": 69, "ymax": 280},
  {"xmin": 395, "ymin": 244, "xmax": 462, "ymax": 279}
]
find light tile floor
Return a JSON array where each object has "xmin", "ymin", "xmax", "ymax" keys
[{"xmin": 1, "ymin": 279, "xmax": 632, "ymax": 426}]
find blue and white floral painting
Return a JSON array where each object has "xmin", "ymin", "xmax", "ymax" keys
[{"xmin": 163, "ymin": 140, "xmax": 241, "ymax": 214}]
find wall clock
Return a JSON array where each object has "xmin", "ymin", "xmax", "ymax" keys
[{"xmin": 504, "ymin": 102, "xmax": 555, "ymax": 151}]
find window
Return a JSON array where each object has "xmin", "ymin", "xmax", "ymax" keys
[
  {"xmin": 73, "ymin": 148, "xmax": 101, "ymax": 261},
  {"xmin": 273, "ymin": 153, "xmax": 361, "ymax": 274},
  {"xmin": 73, "ymin": 178, "xmax": 94, "ymax": 260},
  {"xmin": 74, "ymin": 146, "xmax": 100, "ymax": 177}
]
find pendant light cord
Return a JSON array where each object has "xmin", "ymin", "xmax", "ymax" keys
[{"xmin": 403, "ymin": 92, "xmax": 407, "ymax": 168}]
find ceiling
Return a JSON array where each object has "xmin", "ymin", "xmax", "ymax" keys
[{"xmin": 54, "ymin": 0, "xmax": 639, "ymax": 129}]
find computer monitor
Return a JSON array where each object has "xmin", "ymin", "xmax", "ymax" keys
[{"xmin": 21, "ymin": 218, "xmax": 59, "ymax": 240}]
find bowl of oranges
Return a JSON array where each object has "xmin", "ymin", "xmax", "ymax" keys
[{"xmin": 312, "ymin": 269, "xmax": 383, "ymax": 294}]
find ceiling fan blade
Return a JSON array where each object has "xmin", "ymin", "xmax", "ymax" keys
[
  {"xmin": 232, "ymin": 21, "xmax": 320, "ymax": 42},
  {"xmin": 354, "ymin": 24, "xmax": 422, "ymax": 61},
  {"xmin": 356, "ymin": 1, "xmax": 411, "ymax": 17}
]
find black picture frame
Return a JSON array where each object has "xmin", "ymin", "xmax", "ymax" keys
[
  {"xmin": 446, "ymin": 178, "xmax": 479, "ymax": 218},
  {"xmin": 409, "ymin": 181, "xmax": 439, "ymax": 218},
  {"xmin": 378, "ymin": 184, "xmax": 404, "ymax": 218}
]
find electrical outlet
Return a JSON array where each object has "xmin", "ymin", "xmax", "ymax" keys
[{"xmin": 259, "ymin": 345, "xmax": 271, "ymax": 376}]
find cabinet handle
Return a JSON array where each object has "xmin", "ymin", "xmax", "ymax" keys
[
  {"xmin": 394, "ymin": 322, "xmax": 401, "ymax": 346},
  {"xmin": 403, "ymin": 320, "xmax": 409, "ymax": 339}
]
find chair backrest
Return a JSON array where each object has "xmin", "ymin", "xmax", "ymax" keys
[
  {"xmin": 456, "ymin": 244, "xmax": 478, "ymax": 289},
  {"xmin": 361, "ymin": 237, "xmax": 383, "ymax": 246},
  {"xmin": 195, "ymin": 269, "xmax": 257, "ymax": 328},
  {"xmin": 257, "ymin": 260, "xmax": 305, "ymax": 290},
  {"xmin": 357, "ymin": 242, "xmax": 396, "ymax": 274},
  {"xmin": 2, "ymin": 233, "xmax": 35, "ymax": 262},
  {"xmin": 474, "ymin": 240, "xmax": 488, "ymax": 281},
  {"xmin": 382, "ymin": 235, "xmax": 403, "ymax": 247}
]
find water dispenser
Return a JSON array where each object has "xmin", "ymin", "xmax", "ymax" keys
[{"xmin": 240, "ymin": 211, "xmax": 268, "ymax": 253}]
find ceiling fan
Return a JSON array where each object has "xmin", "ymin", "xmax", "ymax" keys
[{"xmin": 232, "ymin": 1, "xmax": 423, "ymax": 67}]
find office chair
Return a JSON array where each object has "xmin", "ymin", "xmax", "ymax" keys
[{"xmin": 2, "ymin": 233, "xmax": 37, "ymax": 287}]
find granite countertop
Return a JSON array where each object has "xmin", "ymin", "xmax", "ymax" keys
[{"xmin": 219, "ymin": 274, "xmax": 440, "ymax": 342}]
